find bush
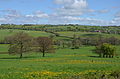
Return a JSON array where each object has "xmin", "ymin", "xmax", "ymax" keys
[{"xmin": 93, "ymin": 43, "xmax": 116, "ymax": 58}]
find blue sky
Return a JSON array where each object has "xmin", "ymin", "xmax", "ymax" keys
[{"xmin": 0, "ymin": 0, "xmax": 120, "ymax": 25}]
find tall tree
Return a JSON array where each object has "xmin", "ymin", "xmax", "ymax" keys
[
  {"xmin": 36, "ymin": 37, "xmax": 55, "ymax": 57},
  {"xmin": 6, "ymin": 32, "xmax": 32, "ymax": 58}
]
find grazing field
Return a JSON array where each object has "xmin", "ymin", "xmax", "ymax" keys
[
  {"xmin": 0, "ymin": 29, "xmax": 51, "ymax": 40},
  {"xmin": 1, "ymin": 29, "xmax": 120, "ymax": 42},
  {"xmin": 0, "ymin": 25, "xmax": 120, "ymax": 79},
  {"xmin": 0, "ymin": 44, "xmax": 120, "ymax": 79},
  {"xmin": 0, "ymin": 0, "xmax": 120, "ymax": 78},
  {"xmin": 57, "ymin": 31, "xmax": 120, "ymax": 38}
]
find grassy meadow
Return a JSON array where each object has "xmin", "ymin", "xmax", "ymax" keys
[
  {"xmin": 0, "ymin": 29, "xmax": 51, "ymax": 40},
  {"xmin": 0, "ymin": 44, "xmax": 120, "ymax": 79},
  {"xmin": 57, "ymin": 31, "xmax": 120, "ymax": 38},
  {"xmin": 0, "ymin": 27, "xmax": 120, "ymax": 79}
]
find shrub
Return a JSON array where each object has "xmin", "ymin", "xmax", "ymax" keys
[{"xmin": 93, "ymin": 43, "xmax": 116, "ymax": 58}]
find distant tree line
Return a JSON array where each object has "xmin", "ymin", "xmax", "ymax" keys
[
  {"xmin": 1, "ymin": 25, "xmax": 120, "ymax": 34},
  {"xmin": 53, "ymin": 35, "xmax": 120, "ymax": 49}
]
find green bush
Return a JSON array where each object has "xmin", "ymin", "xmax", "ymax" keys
[{"xmin": 94, "ymin": 43, "xmax": 116, "ymax": 58}]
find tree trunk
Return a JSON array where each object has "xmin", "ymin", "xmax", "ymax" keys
[
  {"xmin": 43, "ymin": 51, "xmax": 45, "ymax": 57},
  {"xmin": 99, "ymin": 54, "xmax": 102, "ymax": 57},
  {"xmin": 20, "ymin": 42, "xmax": 23, "ymax": 58},
  {"xmin": 103, "ymin": 54, "xmax": 105, "ymax": 58},
  {"xmin": 20, "ymin": 53, "xmax": 22, "ymax": 58},
  {"xmin": 112, "ymin": 55, "xmax": 113, "ymax": 58},
  {"xmin": 109, "ymin": 55, "xmax": 111, "ymax": 58},
  {"xmin": 106, "ymin": 55, "xmax": 108, "ymax": 58}
]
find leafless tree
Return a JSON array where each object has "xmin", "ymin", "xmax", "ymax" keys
[
  {"xmin": 6, "ymin": 32, "xmax": 33, "ymax": 58},
  {"xmin": 36, "ymin": 37, "xmax": 55, "ymax": 57}
]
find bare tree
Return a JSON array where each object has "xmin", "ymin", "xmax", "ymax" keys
[
  {"xmin": 6, "ymin": 32, "xmax": 33, "ymax": 58},
  {"xmin": 71, "ymin": 34, "xmax": 81, "ymax": 49},
  {"xmin": 36, "ymin": 37, "xmax": 55, "ymax": 57}
]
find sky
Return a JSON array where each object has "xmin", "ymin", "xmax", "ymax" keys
[{"xmin": 0, "ymin": 0, "xmax": 120, "ymax": 26}]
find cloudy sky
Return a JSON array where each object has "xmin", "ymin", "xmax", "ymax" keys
[{"xmin": 0, "ymin": 0, "xmax": 120, "ymax": 25}]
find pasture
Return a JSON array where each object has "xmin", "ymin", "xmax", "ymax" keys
[
  {"xmin": 0, "ymin": 27, "xmax": 120, "ymax": 79},
  {"xmin": 0, "ymin": 44, "xmax": 120, "ymax": 79},
  {"xmin": 0, "ymin": 29, "xmax": 51, "ymax": 40},
  {"xmin": 57, "ymin": 31, "xmax": 120, "ymax": 38}
]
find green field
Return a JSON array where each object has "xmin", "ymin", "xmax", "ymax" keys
[
  {"xmin": 0, "ymin": 44, "xmax": 120, "ymax": 79},
  {"xmin": 0, "ymin": 27, "xmax": 120, "ymax": 79},
  {"xmin": 0, "ymin": 29, "xmax": 51, "ymax": 40},
  {"xmin": 57, "ymin": 31, "xmax": 120, "ymax": 38},
  {"xmin": 1, "ymin": 29, "xmax": 120, "ymax": 41}
]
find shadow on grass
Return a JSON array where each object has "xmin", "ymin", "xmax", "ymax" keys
[
  {"xmin": 88, "ymin": 56, "xmax": 101, "ymax": 58},
  {"xmin": 82, "ymin": 34, "xmax": 99, "ymax": 36},
  {"xmin": 0, "ymin": 56, "xmax": 40, "ymax": 59},
  {"xmin": 0, "ymin": 57, "xmax": 20, "ymax": 59}
]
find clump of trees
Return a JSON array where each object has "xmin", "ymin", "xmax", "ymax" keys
[
  {"xmin": 93, "ymin": 43, "xmax": 116, "ymax": 58},
  {"xmin": 5, "ymin": 32, "xmax": 55, "ymax": 58}
]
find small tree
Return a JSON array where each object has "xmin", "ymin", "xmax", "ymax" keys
[
  {"xmin": 6, "ymin": 32, "xmax": 32, "ymax": 58},
  {"xmin": 71, "ymin": 34, "xmax": 81, "ymax": 49},
  {"xmin": 36, "ymin": 37, "xmax": 55, "ymax": 57},
  {"xmin": 107, "ymin": 36, "xmax": 119, "ymax": 45},
  {"xmin": 93, "ymin": 43, "xmax": 116, "ymax": 58}
]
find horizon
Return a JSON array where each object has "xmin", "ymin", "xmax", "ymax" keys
[{"xmin": 0, "ymin": 0, "xmax": 120, "ymax": 26}]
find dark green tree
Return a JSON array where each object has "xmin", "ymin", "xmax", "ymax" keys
[{"xmin": 93, "ymin": 43, "xmax": 116, "ymax": 58}]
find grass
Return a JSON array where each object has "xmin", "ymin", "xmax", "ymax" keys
[
  {"xmin": 0, "ymin": 44, "xmax": 9, "ymax": 52},
  {"xmin": 0, "ymin": 28, "xmax": 120, "ymax": 78},
  {"xmin": 0, "ymin": 44, "xmax": 120, "ymax": 79},
  {"xmin": 1, "ymin": 29, "xmax": 120, "ymax": 41},
  {"xmin": 0, "ymin": 29, "xmax": 51, "ymax": 40},
  {"xmin": 57, "ymin": 31, "xmax": 120, "ymax": 38}
]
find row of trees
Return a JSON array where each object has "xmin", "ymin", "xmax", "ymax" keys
[
  {"xmin": 1, "ymin": 25, "xmax": 120, "ymax": 34},
  {"xmin": 53, "ymin": 35, "xmax": 120, "ymax": 50},
  {"xmin": 5, "ymin": 32, "xmax": 55, "ymax": 58}
]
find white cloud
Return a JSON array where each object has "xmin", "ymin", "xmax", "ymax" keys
[
  {"xmin": 111, "ymin": 11, "xmax": 120, "ymax": 25},
  {"xmin": 0, "ymin": 0, "xmax": 119, "ymax": 26},
  {"xmin": 34, "ymin": 11, "xmax": 49, "ymax": 18},
  {"xmin": 48, "ymin": 14, "xmax": 113, "ymax": 25},
  {"xmin": 5, "ymin": 13, "xmax": 22, "ymax": 19},
  {"xmin": 0, "ymin": 9, "xmax": 49, "ymax": 24},
  {"xmin": 26, "ymin": 11, "xmax": 49, "ymax": 18},
  {"xmin": 0, "ymin": 9, "xmax": 23, "ymax": 24},
  {"xmin": 0, "ymin": 18, "xmax": 7, "ymax": 22},
  {"xmin": 52, "ymin": 0, "xmax": 115, "ymax": 25},
  {"xmin": 54, "ymin": 0, "xmax": 73, "ymax": 5},
  {"xmin": 115, "ymin": 11, "xmax": 120, "ymax": 17},
  {"xmin": 0, "ymin": 9, "xmax": 116, "ymax": 25},
  {"xmin": 54, "ymin": 0, "xmax": 93, "ymax": 16},
  {"xmin": 25, "ymin": 15, "xmax": 34, "ymax": 18},
  {"xmin": 60, "ymin": 0, "xmax": 88, "ymax": 9},
  {"xmin": 50, "ymin": 0, "xmax": 118, "ymax": 25},
  {"xmin": 97, "ymin": 9, "xmax": 110, "ymax": 13}
]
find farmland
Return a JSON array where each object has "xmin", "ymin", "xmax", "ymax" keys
[
  {"xmin": 0, "ymin": 25, "xmax": 120, "ymax": 79},
  {"xmin": 0, "ymin": 44, "xmax": 120, "ymax": 79}
]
